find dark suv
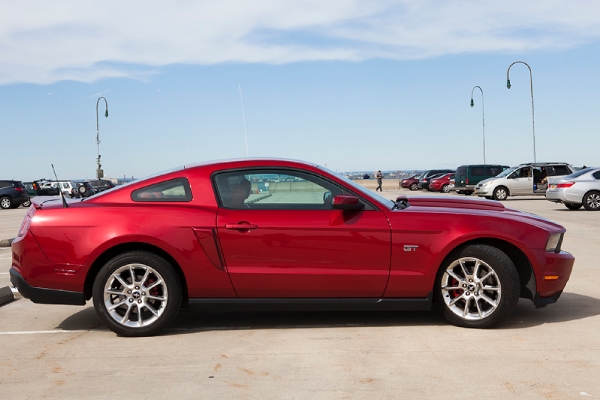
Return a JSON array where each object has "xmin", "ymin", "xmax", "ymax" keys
[
  {"xmin": 86, "ymin": 179, "xmax": 116, "ymax": 193},
  {"xmin": 0, "ymin": 180, "xmax": 29, "ymax": 209}
]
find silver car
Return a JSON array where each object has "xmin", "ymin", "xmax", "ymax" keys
[{"xmin": 546, "ymin": 168, "xmax": 600, "ymax": 210}]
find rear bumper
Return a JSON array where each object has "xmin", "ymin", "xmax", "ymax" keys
[{"xmin": 10, "ymin": 269, "xmax": 85, "ymax": 306}]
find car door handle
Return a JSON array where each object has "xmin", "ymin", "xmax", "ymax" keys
[{"xmin": 225, "ymin": 223, "xmax": 258, "ymax": 230}]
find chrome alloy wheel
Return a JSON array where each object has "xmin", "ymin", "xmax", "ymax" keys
[
  {"xmin": 103, "ymin": 263, "xmax": 168, "ymax": 328},
  {"xmin": 585, "ymin": 192, "xmax": 600, "ymax": 210},
  {"xmin": 440, "ymin": 257, "xmax": 501, "ymax": 320}
]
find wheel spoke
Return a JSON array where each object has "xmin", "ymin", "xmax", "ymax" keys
[
  {"xmin": 129, "ymin": 265, "xmax": 137, "ymax": 285},
  {"xmin": 458, "ymin": 260, "xmax": 469, "ymax": 279},
  {"xmin": 480, "ymin": 293, "xmax": 497, "ymax": 307},
  {"xmin": 475, "ymin": 299, "xmax": 483, "ymax": 318},
  {"xmin": 139, "ymin": 268, "xmax": 151, "ymax": 287},
  {"xmin": 462, "ymin": 297, "xmax": 471, "ymax": 317},
  {"xmin": 145, "ymin": 294, "xmax": 166, "ymax": 301},
  {"xmin": 113, "ymin": 274, "xmax": 130, "ymax": 289},
  {"xmin": 482, "ymin": 285, "xmax": 500, "ymax": 291},
  {"xmin": 137, "ymin": 304, "xmax": 143, "ymax": 326},
  {"xmin": 105, "ymin": 288, "xmax": 125, "ymax": 296},
  {"xmin": 146, "ymin": 279, "xmax": 163, "ymax": 291},
  {"xmin": 448, "ymin": 294, "xmax": 463, "ymax": 307},
  {"xmin": 473, "ymin": 261, "xmax": 481, "ymax": 279},
  {"xmin": 144, "ymin": 301, "xmax": 159, "ymax": 316},
  {"xmin": 108, "ymin": 299, "xmax": 127, "ymax": 311},
  {"xmin": 447, "ymin": 270, "xmax": 464, "ymax": 283},
  {"xmin": 120, "ymin": 303, "xmax": 135, "ymax": 323}
]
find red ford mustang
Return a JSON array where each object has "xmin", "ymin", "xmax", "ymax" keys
[{"xmin": 10, "ymin": 159, "xmax": 574, "ymax": 336}]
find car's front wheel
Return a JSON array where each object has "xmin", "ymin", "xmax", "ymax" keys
[
  {"xmin": 409, "ymin": 183, "xmax": 419, "ymax": 191},
  {"xmin": 93, "ymin": 251, "xmax": 182, "ymax": 337},
  {"xmin": 22, "ymin": 200, "xmax": 31, "ymax": 207},
  {"xmin": 492, "ymin": 187, "xmax": 508, "ymax": 201},
  {"xmin": 583, "ymin": 191, "xmax": 600, "ymax": 211},
  {"xmin": 435, "ymin": 244, "xmax": 520, "ymax": 328},
  {"xmin": 565, "ymin": 203, "xmax": 582, "ymax": 210}
]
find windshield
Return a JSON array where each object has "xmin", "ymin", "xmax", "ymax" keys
[{"xmin": 495, "ymin": 166, "xmax": 518, "ymax": 178}]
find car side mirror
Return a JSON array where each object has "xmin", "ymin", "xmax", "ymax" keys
[{"xmin": 332, "ymin": 195, "xmax": 364, "ymax": 211}]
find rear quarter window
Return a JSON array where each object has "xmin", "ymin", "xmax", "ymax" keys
[
  {"xmin": 131, "ymin": 178, "xmax": 192, "ymax": 202},
  {"xmin": 551, "ymin": 166, "xmax": 571, "ymax": 176}
]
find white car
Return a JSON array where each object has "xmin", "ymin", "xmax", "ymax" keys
[
  {"xmin": 546, "ymin": 168, "xmax": 600, "ymax": 210},
  {"xmin": 474, "ymin": 163, "xmax": 573, "ymax": 200}
]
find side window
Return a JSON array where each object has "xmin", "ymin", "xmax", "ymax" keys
[
  {"xmin": 214, "ymin": 169, "xmax": 346, "ymax": 210},
  {"xmin": 552, "ymin": 166, "xmax": 571, "ymax": 176},
  {"xmin": 486, "ymin": 166, "xmax": 502, "ymax": 176},
  {"xmin": 0, "ymin": 181, "xmax": 9, "ymax": 189},
  {"xmin": 131, "ymin": 178, "xmax": 192, "ymax": 202},
  {"xmin": 471, "ymin": 167, "xmax": 485, "ymax": 176},
  {"xmin": 593, "ymin": 171, "xmax": 600, "ymax": 179}
]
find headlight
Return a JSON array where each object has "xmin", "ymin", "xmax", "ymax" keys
[
  {"xmin": 546, "ymin": 233, "xmax": 563, "ymax": 252},
  {"xmin": 482, "ymin": 181, "xmax": 494, "ymax": 186}
]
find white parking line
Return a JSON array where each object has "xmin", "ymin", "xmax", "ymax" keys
[{"xmin": 0, "ymin": 330, "xmax": 90, "ymax": 335}]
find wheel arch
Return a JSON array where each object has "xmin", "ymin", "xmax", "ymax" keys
[
  {"xmin": 436, "ymin": 237, "xmax": 535, "ymax": 302},
  {"xmin": 493, "ymin": 185, "xmax": 510, "ymax": 199},
  {"xmin": 83, "ymin": 242, "xmax": 189, "ymax": 307}
]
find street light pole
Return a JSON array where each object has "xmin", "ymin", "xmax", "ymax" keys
[
  {"xmin": 95, "ymin": 97, "xmax": 109, "ymax": 179},
  {"xmin": 470, "ymin": 86, "xmax": 486, "ymax": 165},
  {"xmin": 506, "ymin": 61, "xmax": 536, "ymax": 162}
]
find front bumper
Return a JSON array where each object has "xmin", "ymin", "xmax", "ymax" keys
[
  {"xmin": 532, "ymin": 250, "xmax": 574, "ymax": 306},
  {"xmin": 10, "ymin": 269, "xmax": 85, "ymax": 306}
]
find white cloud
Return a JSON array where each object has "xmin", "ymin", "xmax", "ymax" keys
[{"xmin": 1, "ymin": 0, "xmax": 599, "ymax": 84}]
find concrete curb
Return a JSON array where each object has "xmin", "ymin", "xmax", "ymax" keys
[
  {"xmin": 0, "ymin": 286, "xmax": 15, "ymax": 306},
  {"xmin": 0, "ymin": 238, "xmax": 14, "ymax": 247}
]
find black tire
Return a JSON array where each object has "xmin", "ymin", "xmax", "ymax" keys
[
  {"xmin": 464, "ymin": 191, "xmax": 472, "ymax": 196},
  {"xmin": 409, "ymin": 183, "xmax": 419, "ymax": 191},
  {"xmin": 441, "ymin": 184, "xmax": 450, "ymax": 193},
  {"xmin": 583, "ymin": 191, "xmax": 600, "ymax": 211},
  {"xmin": 93, "ymin": 251, "xmax": 182, "ymax": 337},
  {"xmin": 564, "ymin": 203, "xmax": 582, "ymax": 210},
  {"xmin": 22, "ymin": 200, "xmax": 31, "ymax": 208},
  {"xmin": 492, "ymin": 186, "xmax": 509, "ymax": 201},
  {"xmin": 434, "ymin": 244, "xmax": 520, "ymax": 328},
  {"xmin": 0, "ymin": 196, "xmax": 13, "ymax": 209},
  {"xmin": 79, "ymin": 185, "xmax": 87, "ymax": 194}
]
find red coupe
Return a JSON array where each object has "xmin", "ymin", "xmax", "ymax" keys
[
  {"xmin": 400, "ymin": 175, "xmax": 421, "ymax": 191},
  {"xmin": 429, "ymin": 173, "xmax": 455, "ymax": 193},
  {"xmin": 10, "ymin": 159, "xmax": 574, "ymax": 336}
]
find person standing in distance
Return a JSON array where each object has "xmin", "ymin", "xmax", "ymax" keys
[{"xmin": 376, "ymin": 170, "xmax": 383, "ymax": 192}]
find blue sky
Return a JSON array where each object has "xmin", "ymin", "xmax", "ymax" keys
[{"xmin": 1, "ymin": 0, "xmax": 600, "ymax": 181}]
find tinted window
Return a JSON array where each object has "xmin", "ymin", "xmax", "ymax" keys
[
  {"xmin": 131, "ymin": 178, "xmax": 192, "ymax": 202},
  {"xmin": 456, "ymin": 166, "xmax": 467, "ymax": 176},
  {"xmin": 214, "ymin": 169, "xmax": 347, "ymax": 210},
  {"xmin": 0, "ymin": 181, "xmax": 10, "ymax": 188},
  {"xmin": 471, "ymin": 167, "xmax": 485, "ymax": 176},
  {"xmin": 551, "ymin": 166, "xmax": 571, "ymax": 176},
  {"xmin": 593, "ymin": 171, "xmax": 600, "ymax": 179},
  {"xmin": 486, "ymin": 166, "xmax": 503, "ymax": 176}
]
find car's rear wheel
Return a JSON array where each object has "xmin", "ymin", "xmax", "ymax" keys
[
  {"xmin": 93, "ymin": 251, "xmax": 182, "ymax": 337},
  {"xmin": 565, "ymin": 203, "xmax": 582, "ymax": 210},
  {"xmin": 492, "ymin": 187, "xmax": 508, "ymax": 201},
  {"xmin": 22, "ymin": 200, "xmax": 31, "ymax": 208},
  {"xmin": 435, "ymin": 244, "xmax": 520, "ymax": 328},
  {"xmin": 409, "ymin": 183, "xmax": 419, "ymax": 191},
  {"xmin": 441, "ymin": 184, "xmax": 450, "ymax": 193},
  {"xmin": 583, "ymin": 191, "xmax": 600, "ymax": 211},
  {"xmin": 0, "ymin": 196, "xmax": 13, "ymax": 209}
]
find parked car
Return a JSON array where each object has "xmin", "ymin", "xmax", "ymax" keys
[
  {"xmin": 400, "ymin": 175, "xmax": 420, "ymax": 191},
  {"xmin": 0, "ymin": 180, "xmax": 29, "ymax": 209},
  {"xmin": 429, "ymin": 173, "xmax": 455, "ymax": 193},
  {"xmin": 10, "ymin": 158, "xmax": 574, "ymax": 336},
  {"xmin": 417, "ymin": 169, "xmax": 455, "ymax": 190},
  {"xmin": 86, "ymin": 179, "xmax": 116, "ymax": 193},
  {"xmin": 36, "ymin": 181, "xmax": 60, "ymax": 196},
  {"xmin": 419, "ymin": 172, "xmax": 446, "ymax": 191},
  {"xmin": 453, "ymin": 164, "xmax": 510, "ymax": 195},
  {"xmin": 546, "ymin": 167, "xmax": 600, "ymax": 210},
  {"xmin": 474, "ymin": 163, "xmax": 574, "ymax": 200},
  {"xmin": 76, "ymin": 182, "xmax": 96, "ymax": 198}
]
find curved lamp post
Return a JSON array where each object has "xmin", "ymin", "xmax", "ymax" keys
[
  {"xmin": 95, "ymin": 97, "xmax": 109, "ymax": 179},
  {"xmin": 506, "ymin": 61, "xmax": 536, "ymax": 162},
  {"xmin": 470, "ymin": 86, "xmax": 486, "ymax": 165}
]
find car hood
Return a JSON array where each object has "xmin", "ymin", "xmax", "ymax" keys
[{"xmin": 398, "ymin": 196, "xmax": 564, "ymax": 232}]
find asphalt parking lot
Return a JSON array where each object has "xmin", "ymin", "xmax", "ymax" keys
[{"xmin": 1, "ymin": 190, "xmax": 599, "ymax": 399}]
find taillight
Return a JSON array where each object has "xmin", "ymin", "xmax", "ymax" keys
[
  {"xmin": 465, "ymin": 178, "xmax": 469, "ymax": 184},
  {"xmin": 556, "ymin": 182, "xmax": 575, "ymax": 188},
  {"xmin": 15, "ymin": 187, "xmax": 24, "ymax": 192}
]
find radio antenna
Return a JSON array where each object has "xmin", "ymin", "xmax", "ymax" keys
[{"xmin": 51, "ymin": 164, "xmax": 69, "ymax": 208}]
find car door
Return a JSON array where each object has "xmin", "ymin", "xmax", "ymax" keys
[
  {"xmin": 214, "ymin": 168, "xmax": 391, "ymax": 298},
  {"xmin": 507, "ymin": 166, "xmax": 534, "ymax": 195}
]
